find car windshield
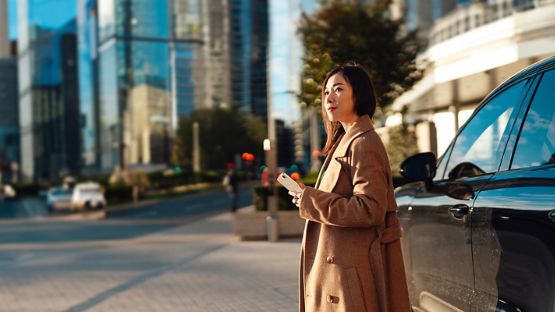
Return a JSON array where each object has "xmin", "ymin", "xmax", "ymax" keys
[{"xmin": 51, "ymin": 189, "xmax": 71, "ymax": 196}]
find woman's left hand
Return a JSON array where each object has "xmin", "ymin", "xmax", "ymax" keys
[{"xmin": 288, "ymin": 182, "xmax": 305, "ymax": 208}]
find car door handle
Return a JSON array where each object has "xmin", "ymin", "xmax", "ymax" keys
[{"xmin": 449, "ymin": 204, "xmax": 470, "ymax": 219}]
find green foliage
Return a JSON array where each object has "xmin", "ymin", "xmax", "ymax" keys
[
  {"xmin": 172, "ymin": 108, "xmax": 267, "ymax": 171},
  {"xmin": 386, "ymin": 124, "xmax": 419, "ymax": 177},
  {"xmin": 298, "ymin": 1, "xmax": 422, "ymax": 111},
  {"xmin": 104, "ymin": 182, "xmax": 133, "ymax": 204},
  {"xmin": 252, "ymin": 179, "xmax": 317, "ymax": 211},
  {"xmin": 252, "ymin": 186, "xmax": 298, "ymax": 211}
]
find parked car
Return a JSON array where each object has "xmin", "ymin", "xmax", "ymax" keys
[
  {"xmin": 71, "ymin": 182, "xmax": 106, "ymax": 210},
  {"xmin": 395, "ymin": 56, "xmax": 555, "ymax": 312},
  {"xmin": 46, "ymin": 187, "xmax": 73, "ymax": 211}
]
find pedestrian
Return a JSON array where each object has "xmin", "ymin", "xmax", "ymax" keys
[
  {"xmin": 288, "ymin": 63, "xmax": 411, "ymax": 311},
  {"xmin": 223, "ymin": 163, "xmax": 239, "ymax": 212}
]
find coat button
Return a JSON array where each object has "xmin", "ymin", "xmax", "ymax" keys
[
  {"xmin": 327, "ymin": 295, "xmax": 339, "ymax": 303},
  {"xmin": 326, "ymin": 256, "xmax": 335, "ymax": 264}
]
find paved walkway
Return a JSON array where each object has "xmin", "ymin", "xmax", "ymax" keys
[{"xmin": 0, "ymin": 211, "xmax": 301, "ymax": 311}]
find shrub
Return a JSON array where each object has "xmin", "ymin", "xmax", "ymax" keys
[{"xmin": 104, "ymin": 182, "xmax": 133, "ymax": 204}]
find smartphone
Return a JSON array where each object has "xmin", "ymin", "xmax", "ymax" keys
[{"xmin": 277, "ymin": 172, "xmax": 303, "ymax": 193}]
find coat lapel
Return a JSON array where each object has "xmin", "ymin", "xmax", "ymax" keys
[{"xmin": 316, "ymin": 115, "xmax": 375, "ymax": 192}]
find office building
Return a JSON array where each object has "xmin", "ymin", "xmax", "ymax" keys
[
  {"xmin": 0, "ymin": 58, "xmax": 19, "ymax": 183},
  {"xmin": 0, "ymin": 0, "xmax": 19, "ymax": 183},
  {"xmin": 229, "ymin": 0, "xmax": 269, "ymax": 123},
  {"xmin": 391, "ymin": 0, "xmax": 555, "ymax": 156},
  {"xmin": 18, "ymin": 0, "xmax": 81, "ymax": 182}
]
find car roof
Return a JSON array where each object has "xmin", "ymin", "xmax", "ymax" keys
[{"xmin": 487, "ymin": 55, "xmax": 555, "ymax": 99}]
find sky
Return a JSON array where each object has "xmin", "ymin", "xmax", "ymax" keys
[
  {"xmin": 7, "ymin": 0, "xmax": 16, "ymax": 39},
  {"xmin": 270, "ymin": 0, "xmax": 317, "ymax": 124}
]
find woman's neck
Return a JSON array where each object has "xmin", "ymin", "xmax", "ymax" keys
[{"xmin": 340, "ymin": 115, "xmax": 360, "ymax": 133}]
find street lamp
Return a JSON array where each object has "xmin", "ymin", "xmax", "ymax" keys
[{"xmin": 264, "ymin": 134, "xmax": 279, "ymax": 242}]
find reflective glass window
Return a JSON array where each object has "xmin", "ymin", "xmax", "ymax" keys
[
  {"xmin": 512, "ymin": 70, "xmax": 555, "ymax": 169},
  {"xmin": 444, "ymin": 80, "xmax": 527, "ymax": 179},
  {"xmin": 98, "ymin": 0, "xmax": 116, "ymax": 42},
  {"xmin": 114, "ymin": 0, "xmax": 169, "ymax": 39}
]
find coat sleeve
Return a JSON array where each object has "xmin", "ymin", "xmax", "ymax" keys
[{"xmin": 299, "ymin": 137, "xmax": 389, "ymax": 228}]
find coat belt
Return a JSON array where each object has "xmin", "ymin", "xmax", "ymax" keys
[{"xmin": 369, "ymin": 211, "xmax": 402, "ymax": 312}]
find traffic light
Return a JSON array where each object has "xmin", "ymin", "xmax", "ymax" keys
[{"xmin": 242, "ymin": 153, "xmax": 255, "ymax": 161}]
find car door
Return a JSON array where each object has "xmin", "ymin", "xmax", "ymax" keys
[
  {"xmin": 471, "ymin": 68, "xmax": 555, "ymax": 312},
  {"xmin": 404, "ymin": 78, "xmax": 532, "ymax": 312}
]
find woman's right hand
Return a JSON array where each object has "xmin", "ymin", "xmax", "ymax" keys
[{"xmin": 288, "ymin": 190, "xmax": 303, "ymax": 208}]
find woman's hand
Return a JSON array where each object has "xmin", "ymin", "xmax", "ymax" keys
[{"xmin": 288, "ymin": 182, "xmax": 305, "ymax": 208}]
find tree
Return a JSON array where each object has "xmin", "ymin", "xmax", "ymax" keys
[
  {"xmin": 172, "ymin": 109, "xmax": 266, "ymax": 171},
  {"xmin": 298, "ymin": 1, "xmax": 422, "ymax": 114},
  {"xmin": 386, "ymin": 123, "xmax": 418, "ymax": 176}
]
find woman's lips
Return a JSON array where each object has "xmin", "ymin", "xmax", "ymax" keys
[{"xmin": 327, "ymin": 107, "xmax": 337, "ymax": 112}]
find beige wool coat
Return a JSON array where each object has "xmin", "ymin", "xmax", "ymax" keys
[{"xmin": 298, "ymin": 114, "xmax": 411, "ymax": 312}]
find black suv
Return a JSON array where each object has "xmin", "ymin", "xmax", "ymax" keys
[{"xmin": 396, "ymin": 56, "xmax": 555, "ymax": 312}]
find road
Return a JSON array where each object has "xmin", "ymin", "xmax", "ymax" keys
[
  {"xmin": 106, "ymin": 183, "xmax": 254, "ymax": 220},
  {"xmin": 0, "ymin": 183, "xmax": 300, "ymax": 311},
  {"xmin": 0, "ymin": 183, "xmax": 254, "ymax": 220},
  {"xmin": 0, "ymin": 183, "xmax": 254, "ymax": 245}
]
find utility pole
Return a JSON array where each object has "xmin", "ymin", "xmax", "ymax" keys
[
  {"xmin": 192, "ymin": 121, "xmax": 200, "ymax": 173},
  {"xmin": 309, "ymin": 107, "xmax": 321, "ymax": 172},
  {"xmin": 265, "ymin": 90, "xmax": 279, "ymax": 242}
]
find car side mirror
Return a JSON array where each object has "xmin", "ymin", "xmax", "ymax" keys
[{"xmin": 400, "ymin": 152, "xmax": 437, "ymax": 182}]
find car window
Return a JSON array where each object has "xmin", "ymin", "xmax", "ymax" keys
[
  {"xmin": 444, "ymin": 80, "xmax": 527, "ymax": 180},
  {"xmin": 511, "ymin": 70, "xmax": 555, "ymax": 169},
  {"xmin": 434, "ymin": 149, "xmax": 449, "ymax": 181},
  {"xmin": 51, "ymin": 188, "xmax": 70, "ymax": 196}
]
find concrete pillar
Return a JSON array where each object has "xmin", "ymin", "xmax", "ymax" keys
[
  {"xmin": 416, "ymin": 121, "xmax": 438, "ymax": 156},
  {"xmin": 451, "ymin": 78, "xmax": 460, "ymax": 131},
  {"xmin": 192, "ymin": 121, "xmax": 201, "ymax": 173}
]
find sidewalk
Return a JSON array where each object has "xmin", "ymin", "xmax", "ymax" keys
[{"xmin": 0, "ymin": 209, "xmax": 301, "ymax": 311}]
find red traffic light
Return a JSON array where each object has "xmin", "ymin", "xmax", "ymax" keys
[{"xmin": 242, "ymin": 153, "xmax": 255, "ymax": 161}]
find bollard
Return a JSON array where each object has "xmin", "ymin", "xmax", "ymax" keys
[{"xmin": 266, "ymin": 215, "xmax": 279, "ymax": 242}]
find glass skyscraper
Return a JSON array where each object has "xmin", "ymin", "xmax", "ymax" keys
[
  {"xmin": 18, "ymin": 0, "xmax": 80, "ymax": 182},
  {"xmin": 94, "ymin": 0, "xmax": 175, "ymax": 170},
  {"xmin": 0, "ymin": 58, "xmax": 19, "ymax": 183},
  {"xmin": 228, "ymin": 0, "xmax": 269, "ymax": 123},
  {"xmin": 0, "ymin": 0, "xmax": 19, "ymax": 183},
  {"xmin": 85, "ymin": 0, "xmax": 272, "ymax": 172},
  {"xmin": 77, "ymin": 0, "xmax": 99, "ymax": 173}
]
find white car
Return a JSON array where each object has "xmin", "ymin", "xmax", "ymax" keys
[
  {"xmin": 71, "ymin": 182, "xmax": 106, "ymax": 210},
  {"xmin": 46, "ymin": 187, "xmax": 73, "ymax": 211}
]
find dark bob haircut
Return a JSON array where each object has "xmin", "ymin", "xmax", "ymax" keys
[{"xmin": 321, "ymin": 63, "xmax": 378, "ymax": 156}]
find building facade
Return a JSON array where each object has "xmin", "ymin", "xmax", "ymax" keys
[
  {"xmin": 17, "ymin": 0, "xmax": 81, "ymax": 182},
  {"xmin": 0, "ymin": 0, "xmax": 19, "ymax": 183},
  {"xmin": 390, "ymin": 0, "xmax": 555, "ymax": 158},
  {"xmin": 82, "ymin": 0, "xmax": 255, "ymax": 174},
  {"xmin": 228, "ymin": 0, "xmax": 269, "ymax": 122},
  {"xmin": 0, "ymin": 58, "xmax": 19, "ymax": 183}
]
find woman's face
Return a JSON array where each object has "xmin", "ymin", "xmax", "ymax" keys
[{"xmin": 324, "ymin": 73, "xmax": 358, "ymax": 123}]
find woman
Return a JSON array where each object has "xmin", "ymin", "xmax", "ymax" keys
[{"xmin": 289, "ymin": 64, "xmax": 411, "ymax": 312}]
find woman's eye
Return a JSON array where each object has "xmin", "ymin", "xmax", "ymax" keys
[
  {"xmin": 324, "ymin": 90, "xmax": 330, "ymax": 95},
  {"xmin": 335, "ymin": 88, "xmax": 343, "ymax": 92}
]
